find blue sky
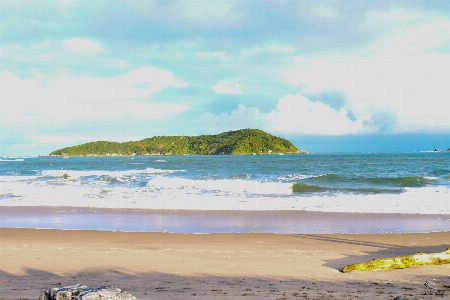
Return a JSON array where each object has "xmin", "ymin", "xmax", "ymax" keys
[{"xmin": 1, "ymin": 0, "xmax": 449, "ymax": 155}]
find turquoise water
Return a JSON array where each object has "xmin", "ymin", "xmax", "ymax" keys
[
  {"xmin": 1, "ymin": 152, "xmax": 449, "ymax": 195},
  {"xmin": 1, "ymin": 152, "xmax": 449, "ymax": 233}
]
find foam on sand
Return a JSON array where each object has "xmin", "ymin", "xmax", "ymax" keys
[{"xmin": 1, "ymin": 177, "xmax": 449, "ymax": 214}]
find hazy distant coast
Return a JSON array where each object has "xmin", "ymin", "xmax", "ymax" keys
[{"xmin": 432, "ymin": 148, "xmax": 450, "ymax": 152}]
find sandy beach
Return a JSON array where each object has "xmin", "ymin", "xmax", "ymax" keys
[{"xmin": 1, "ymin": 228, "xmax": 449, "ymax": 299}]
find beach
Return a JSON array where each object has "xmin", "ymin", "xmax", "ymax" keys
[
  {"xmin": 1, "ymin": 228, "xmax": 449, "ymax": 299},
  {"xmin": 3, "ymin": 0, "xmax": 450, "ymax": 298},
  {"xmin": 1, "ymin": 154, "xmax": 449, "ymax": 298}
]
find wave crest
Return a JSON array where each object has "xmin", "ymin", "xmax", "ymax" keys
[{"xmin": 367, "ymin": 176, "xmax": 437, "ymax": 187}]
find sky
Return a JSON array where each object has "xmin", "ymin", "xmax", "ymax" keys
[{"xmin": 1, "ymin": 0, "xmax": 449, "ymax": 156}]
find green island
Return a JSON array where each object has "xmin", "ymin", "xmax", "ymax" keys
[{"xmin": 49, "ymin": 129, "xmax": 307, "ymax": 157}]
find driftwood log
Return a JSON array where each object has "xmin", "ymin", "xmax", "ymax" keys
[{"xmin": 342, "ymin": 248, "xmax": 450, "ymax": 272}]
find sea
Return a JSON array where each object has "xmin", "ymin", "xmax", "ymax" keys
[{"xmin": 1, "ymin": 152, "xmax": 449, "ymax": 234}]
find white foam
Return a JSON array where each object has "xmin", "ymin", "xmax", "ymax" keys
[
  {"xmin": 0, "ymin": 175, "xmax": 39, "ymax": 182},
  {"xmin": 0, "ymin": 158, "xmax": 24, "ymax": 162},
  {"xmin": 146, "ymin": 176, "xmax": 292, "ymax": 195},
  {"xmin": 275, "ymin": 174, "xmax": 320, "ymax": 181},
  {"xmin": 40, "ymin": 167, "xmax": 183, "ymax": 179},
  {"xmin": 1, "ymin": 179, "xmax": 449, "ymax": 214}
]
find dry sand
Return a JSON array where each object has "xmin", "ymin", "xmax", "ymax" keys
[{"xmin": 0, "ymin": 228, "xmax": 449, "ymax": 299}]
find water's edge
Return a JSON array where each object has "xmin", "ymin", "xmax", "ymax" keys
[{"xmin": 1, "ymin": 206, "xmax": 449, "ymax": 234}]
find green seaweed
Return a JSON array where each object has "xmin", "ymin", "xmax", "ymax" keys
[
  {"xmin": 342, "ymin": 249, "xmax": 450, "ymax": 272},
  {"xmin": 292, "ymin": 183, "xmax": 327, "ymax": 193}
]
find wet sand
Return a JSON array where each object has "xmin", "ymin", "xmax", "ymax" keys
[
  {"xmin": 1, "ymin": 228, "xmax": 449, "ymax": 299},
  {"xmin": 1, "ymin": 206, "xmax": 449, "ymax": 233}
]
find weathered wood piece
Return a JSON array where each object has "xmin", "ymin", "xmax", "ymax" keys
[{"xmin": 342, "ymin": 248, "xmax": 450, "ymax": 272}]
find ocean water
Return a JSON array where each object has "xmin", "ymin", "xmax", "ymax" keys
[{"xmin": 1, "ymin": 153, "xmax": 449, "ymax": 233}]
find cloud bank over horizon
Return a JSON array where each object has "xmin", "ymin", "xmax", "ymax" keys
[{"xmin": 1, "ymin": 0, "xmax": 449, "ymax": 155}]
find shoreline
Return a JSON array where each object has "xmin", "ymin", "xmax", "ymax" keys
[
  {"xmin": 1, "ymin": 187, "xmax": 449, "ymax": 214},
  {"xmin": 1, "ymin": 228, "xmax": 449, "ymax": 299},
  {"xmin": 45, "ymin": 151, "xmax": 308, "ymax": 157},
  {"xmin": 1, "ymin": 206, "xmax": 449, "ymax": 234}
]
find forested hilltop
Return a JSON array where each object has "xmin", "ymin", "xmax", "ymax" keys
[{"xmin": 49, "ymin": 129, "xmax": 307, "ymax": 156}]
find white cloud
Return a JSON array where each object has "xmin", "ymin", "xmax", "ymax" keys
[
  {"xmin": 26, "ymin": 134, "xmax": 149, "ymax": 147},
  {"xmin": 129, "ymin": 0, "xmax": 242, "ymax": 28},
  {"xmin": 1, "ymin": 39, "xmax": 130, "ymax": 70},
  {"xmin": 309, "ymin": 4, "xmax": 338, "ymax": 20},
  {"xmin": 122, "ymin": 66, "xmax": 189, "ymax": 93},
  {"xmin": 26, "ymin": 135, "xmax": 103, "ymax": 146},
  {"xmin": 109, "ymin": 59, "xmax": 128, "ymax": 69},
  {"xmin": 212, "ymin": 78, "xmax": 243, "ymax": 94},
  {"xmin": 197, "ymin": 51, "xmax": 232, "ymax": 61},
  {"xmin": 220, "ymin": 104, "xmax": 264, "ymax": 129},
  {"xmin": 241, "ymin": 42, "xmax": 296, "ymax": 57},
  {"xmin": 193, "ymin": 105, "xmax": 265, "ymax": 134},
  {"xmin": 0, "ymin": 68, "xmax": 190, "ymax": 125},
  {"xmin": 116, "ymin": 101, "xmax": 190, "ymax": 120},
  {"xmin": 173, "ymin": 0, "xmax": 242, "ymax": 27},
  {"xmin": 266, "ymin": 94, "xmax": 372, "ymax": 135},
  {"xmin": 265, "ymin": 43, "xmax": 296, "ymax": 53},
  {"xmin": 192, "ymin": 94, "xmax": 371, "ymax": 136},
  {"xmin": 63, "ymin": 38, "xmax": 103, "ymax": 53},
  {"xmin": 61, "ymin": 0, "xmax": 77, "ymax": 6},
  {"xmin": 364, "ymin": 9, "xmax": 428, "ymax": 28},
  {"xmin": 282, "ymin": 10, "xmax": 450, "ymax": 134},
  {"xmin": 10, "ymin": 134, "xmax": 150, "ymax": 155}
]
